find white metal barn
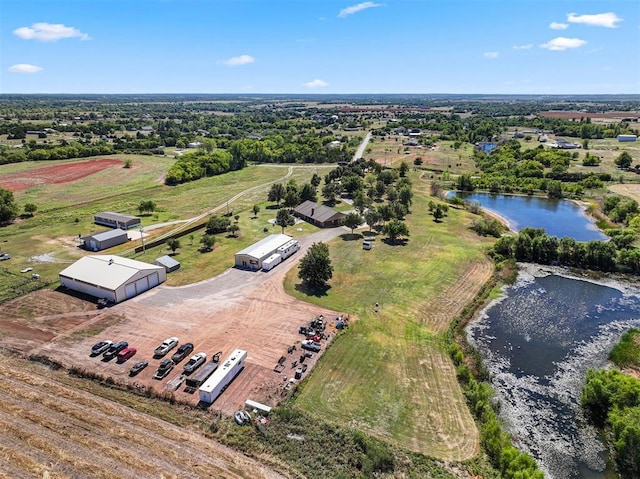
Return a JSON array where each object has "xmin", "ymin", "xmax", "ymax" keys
[
  {"xmin": 234, "ymin": 234, "xmax": 296, "ymax": 270},
  {"xmin": 59, "ymin": 255, "xmax": 167, "ymax": 303}
]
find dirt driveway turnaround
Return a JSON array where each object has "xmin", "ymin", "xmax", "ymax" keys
[{"xmin": 34, "ymin": 227, "xmax": 349, "ymax": 414}]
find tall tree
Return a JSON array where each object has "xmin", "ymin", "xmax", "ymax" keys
[
  {"xmin": 343, "ymin": 212, "xmax": 363, "ymax": 234},
  {"xmin": 252, "ymin": 204, "xmax": 260, "ymax": 218},
  {"xmin": 275, "ymin": 208, "xmax": 295, "ymax": 234},
  {"xmin": 382, "ymin": 219, "xmax": 409, "ymax": 244},
  {"xmin": 268, "ymin": 183, "xmax": 285, "ymax": 206},
  {"xmin": 298, "ymin": 242, "xmax": 333, "ymax": 288},
  {"xmin": 0, "ymin": 188, "xmax": 18, "ymax": 224}
]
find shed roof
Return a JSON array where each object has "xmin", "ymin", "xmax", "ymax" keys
[
  {"xmin": 59, "ymin": 255, "xmax": 164, "ymax": 290},
  {"xmin": 85, "ymin": 228, "xmax": 128, "ymax": 242},
  {"xmin": 94, "ymin": 211, "xmax": 141, "ymax": 222},
  {"xmin": 236, "ymin": 234, "xmax": 292, "ymax": 259},
  {"xmin": 293, "ymin": 200, "xmax": 345, "ymax": 224},
  {"xmin": 155, "ymin": 255, "xmax": 180, "ymax": 269}
]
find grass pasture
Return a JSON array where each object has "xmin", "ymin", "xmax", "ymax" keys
[
  {"xmin": 284, "ymin": 173, "xmax": 495, "ymax": 460},
  {"xmin": 0, "ymin": 156, "xmax": 334, "ymax": 287}
]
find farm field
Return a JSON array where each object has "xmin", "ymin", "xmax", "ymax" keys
[
  {"xmin": 284, "ymin": 171, "xmax": 496, "ymax": 461},
  {"xmin": 0, "ymin": 156, "xmax": 334, "ymax": 288},
  {"xmin": 0, "ymin": 352, "xmax": 286, "ymax": 479}
]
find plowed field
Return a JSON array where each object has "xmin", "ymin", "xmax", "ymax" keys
[
  {"xmin": 0, "ymin": 354, "xmax": 285, "ymax": 479},
  {"xmin": 0, "ymin": 158, "xmax": 122, "ymax": 191}
]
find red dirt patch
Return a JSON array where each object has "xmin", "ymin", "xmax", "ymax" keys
[
  {"xmin": 0, "ymin": 158, "xmax": 123, "ymax": 192},
  {"xmin": 540, "ymin": 111, "xmax": 640, "ymax": 120}
]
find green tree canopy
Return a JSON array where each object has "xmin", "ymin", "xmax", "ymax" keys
[
  {"xmin": 298, "ymin": 242, "xmax": 333, "ymax": 288},
  {"xmin": 0, "ymin": 188, "xmax": 18, "ymax": 225},
  {"xmin": 275, "ymin": 208, "xmax": 295, "ymax": 234},
  {"xmin": 343, "ymin": 212, "xmax": 363, "ymax": 234}
]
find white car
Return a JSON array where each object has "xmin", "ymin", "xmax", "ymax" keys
[
  {"xmin": 183, "ymin": 352, "xmax": 207, "ymax": 374},
  {"xmin": 154, "ymin": 337, "xmax": 179, "ymax": 357}
]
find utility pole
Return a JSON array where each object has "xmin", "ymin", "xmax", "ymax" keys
[{"xmin": 140, "ymin": 226, "xmax": 145, "ymax": 253}]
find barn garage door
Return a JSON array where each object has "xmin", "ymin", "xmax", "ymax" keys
[
  {"xmin": 148, "ymin": 273, "xmax": 159, "ymax": 288},
  {"xmin": 125, "ymin": 283, "xmax": 136, "ymax": 299},
  {"xmin": 134, "ymin": 277, "xmax": 148, "ymax": 295}
]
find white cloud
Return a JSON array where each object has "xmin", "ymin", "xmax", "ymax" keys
[
  {"xmin": 8, "ymin": 64, "xmax": 43, "ymax": 74},
  {"xmin": 549, "ymin": 22, "xmax": 569, "ymax": 30},
  {"xmin": 338, "ymin": 2, "xmax": 382, "ymax": 18},
  {"xmin": 304, "ymin": 79, "xmax": 328, "ymax": 88},
  {"xmin": 222, "ymin": 55, "xmax": 255, "ymax": 66},
  {"xmin": 13, "ymin": 22, "xmax": 90, "ymax": 41},
  {"xmin": 513, "ymin": 44, "xmax": 533, "ymax": 50},
  {"xmin": 540, "ymin": 37, "xmax": 587, "ymax": 51},
  {"xmin": 483, "ymin": 51, "xmax": 499, "ymax": 59},
  {"xmin": 567, "ymin": 12, "xmax": 622, "ymax": 28}
]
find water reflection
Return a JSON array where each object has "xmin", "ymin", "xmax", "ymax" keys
[
  {"xmin": 467, "ymin": 266, "xmax": 640, "ymax": 478},
  {"xmin": 454, "ymin": 192, "xmax": 607, "ymax": 241}
]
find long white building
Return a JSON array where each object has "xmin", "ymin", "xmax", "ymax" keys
[{"xmin": 234, "ymin": 234, "xmax": 296, "ymax": 271}]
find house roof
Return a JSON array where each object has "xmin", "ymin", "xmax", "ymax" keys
[
  {"xmin": 85, "ymin": 228, "xmax": 128, "ymax": 242},
  {"xmin": 293, "ymin": 200, "xmax": 345, "ymax": 224},
  {"xmin": 236, "ymin": 234, "xmax": 293, "ymax": 259},
  {"xmin": 59, "ymin": 255, "xmax": 164, "ymax": 290}
]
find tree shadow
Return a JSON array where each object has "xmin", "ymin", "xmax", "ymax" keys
[
  {"xmin": 265, "ymin": 204, "xmax": 281, "ymax": 210},
  {"xmin": 381, "ymin": 237, "xmax": 409, "ymax": 246},
  {"xmin": 294, "ymin": 282, "xmax": 331, "ymax": 298},
  {"xmin": 362, "ymin": 231, "xmax": 379, "ymax": 240},
  {"xmin": 340, "ymin": 233, "xmax": 362, "ymax": 241}
]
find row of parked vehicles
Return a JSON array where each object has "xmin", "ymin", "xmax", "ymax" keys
[{"xmin": 90, "ymin": 336, "xmax": 207, "ymax": 379}]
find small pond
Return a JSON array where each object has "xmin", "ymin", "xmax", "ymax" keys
[
  {"xmin": 467, "ymin": 266, "xmax": 640, "ymax": 478},
  {"xmin": 453, "ymin": 192, "xmax": 607, "ymax": 241}
]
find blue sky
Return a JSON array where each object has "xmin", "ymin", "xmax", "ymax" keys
[{"xmin": 1, "ymin": 0, "xmax": 638, "ymax": 94}]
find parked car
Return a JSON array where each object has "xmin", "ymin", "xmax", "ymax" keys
[
  {"xmin": 183, "ymin": 352, "xmax": 206, "ymax": 374},
  {"xmin": 294, "ymin": 367, "xmax": 303, "ymax": 380},
  {"xmin": 153, "ymin": 359, "xmax": 174, "ymax": 379},
  {"xmin": 103, "ymin": 341, "xmax": 128, "ymax": 360},
  {"xmin": 171, "ymin": 342, "xmax": 194, "ymax": 363},
  {"xmin": 153, "ymin": 337, "xmax": 179, "ymax": 357},
  {"xmin": 301, "ymin": 340, "xmax": 321, "ymax": 352},
  {"xmin": 116, "ymin": 347, "xmax": 137, "ymax": 362},
  {"xmin": 0, "ymin": 253, "xmax": 11, "ymax": 261},
  {"xmin": 129, "ymin": 360, "xmax": 149, "ymax": 376},
  {"xmin": 90, "ymin": 340, "xmax": 112, "ymax": 356}
]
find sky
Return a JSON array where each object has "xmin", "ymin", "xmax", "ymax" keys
[{"xmin": 1, "ymin": 0, "xmax": 639, "ymax": 95}]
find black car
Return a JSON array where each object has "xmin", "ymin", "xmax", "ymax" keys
[
  {"xmin": 153, "ymin": 359, "xmax": 174, "ymax": 379},
  {"xmin": 103, "ymin": 341, "xmax": 128, "ymax": 360},
  {"xmin": 171, "ymin": 342, "xmax": 194, "ymax": 363},
  {"xmin": 90, "ymin": 340, "xmax": 112, "ymax": 356},
  {"xmin": 129, "ymin": 360, "xmax": 149, "ymax": 376}
]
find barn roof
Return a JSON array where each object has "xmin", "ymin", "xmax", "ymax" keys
[
  {"xmin": 85, "ymin": 228, "xmax": 128, "ymax": 242},
  {"xmin": 94, "ymin": 212, "xmax": 140, "ymax": 222},
  {"xmin": 236, "ymin": 234, "xmax": 293, "ymax": 259},
  {"xmin": 59, "ymin": 255, "xmax": 163, "ymax": 290}
]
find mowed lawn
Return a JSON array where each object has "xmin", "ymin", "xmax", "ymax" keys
[{"xmin": 284, "ymin": 176, "xmax": 495, "ymax": 461}]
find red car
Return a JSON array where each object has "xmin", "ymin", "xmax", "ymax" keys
[{"xmin": 116, "ymin": 347, "xmax": 137, "ymax": 362}]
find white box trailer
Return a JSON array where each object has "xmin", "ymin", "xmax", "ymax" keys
[
  {"xmin": 276, "ymin": 239, "xmax": 299, "ymax": 260},
  {"xmin": 199, "ymin": 349, "xmax": 247, "ymax": 404},
  {"xmin": 261, "ymin": 253, "xmax": 282, "ymax": 272}
]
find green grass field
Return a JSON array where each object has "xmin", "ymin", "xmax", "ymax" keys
[
  {"xmin": 283, "ymin": 173, "xmax": 496, "ymax": 460},
  {"xmin": 0, "ymin": 156, "xmax": 334, "ymax": 287}
]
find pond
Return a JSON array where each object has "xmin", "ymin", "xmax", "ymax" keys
[
  {"xmin": 467, "ymin": 265, "xmax": 640, "ymax": 479},
  {"xmin": 453, "ymin": 192, "xmax": 607, "ymax": 241}
]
